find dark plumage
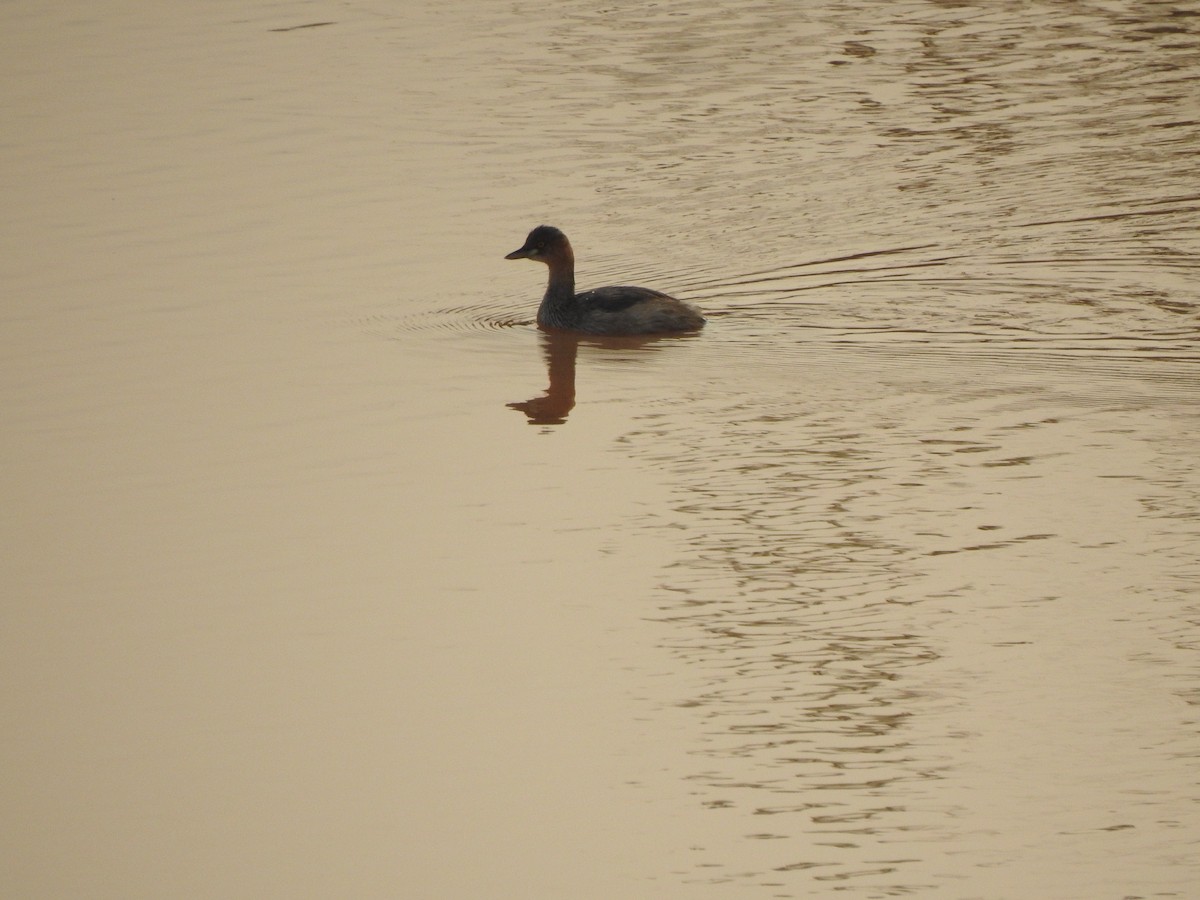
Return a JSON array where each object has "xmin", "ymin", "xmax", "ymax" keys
[{"xmin": 505, "ymin": 225, "xmax": 705, "ymax": 335}]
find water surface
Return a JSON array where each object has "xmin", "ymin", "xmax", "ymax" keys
[{"xmin": 2, "ymin": 1, "xmax": 1198, "ymax": 898}]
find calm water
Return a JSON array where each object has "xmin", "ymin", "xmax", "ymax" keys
[{"xmin": 3, "ymin": 1, "xmax": 1198, "ymax": 898}]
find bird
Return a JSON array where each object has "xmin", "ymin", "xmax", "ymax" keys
[{"xmin": 505, "ymin": 225, "xmax": 705, "ymax": 335}]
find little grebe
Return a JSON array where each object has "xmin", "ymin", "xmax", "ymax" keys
[{"xmin": 505, "ymin": 225, "xmax": 705, "ymax": 335}]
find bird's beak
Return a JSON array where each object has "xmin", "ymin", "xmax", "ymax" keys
[{"xmin": 505, "ymin": 244, "xmax": 532, "ymax": 260}]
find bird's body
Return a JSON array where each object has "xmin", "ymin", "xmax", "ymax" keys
[{"xmin": 505, "ymin": 225, "xmax": 705, "ymax": 335}]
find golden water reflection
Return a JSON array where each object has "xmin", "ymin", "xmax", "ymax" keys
[{"xmin": 2, "ymin": 0, "xmax": 1198, "ymax": 898}]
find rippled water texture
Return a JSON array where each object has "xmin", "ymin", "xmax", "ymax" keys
[{"xmin": 3, "ymin": 1, "xmax": 1198, "ymax": 898}]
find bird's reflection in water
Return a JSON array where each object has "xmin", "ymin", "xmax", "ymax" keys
[
  {"xmin": 507, "ymin": 331, "xmax": 580, "ymax": 425},
  {"xmin": 507, "ymin": 329, "xmax": 686, "ymax": 425}
]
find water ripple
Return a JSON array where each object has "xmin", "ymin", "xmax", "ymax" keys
[{"xmin": 355, "ymin": 303, "xmax": 533, "ymax": 339}]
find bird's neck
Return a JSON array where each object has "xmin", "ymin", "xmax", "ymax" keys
[{"xmin": 543, "ymin": 253, "xmax": 576, "ymax": 303}]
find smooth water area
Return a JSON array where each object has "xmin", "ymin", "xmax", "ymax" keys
[{"xmin": 2, "ymin": 2, "xmax": 1198, "ymax": 898}]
